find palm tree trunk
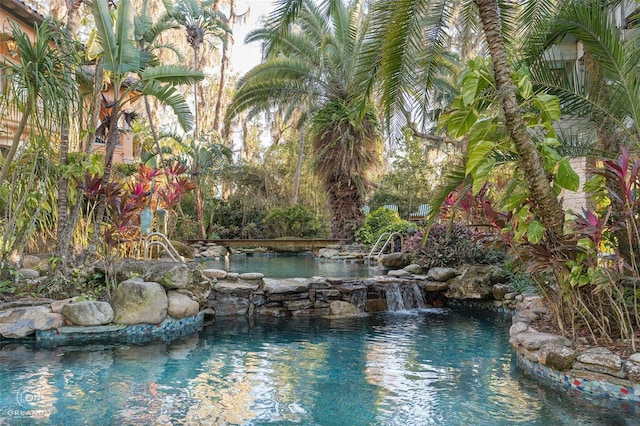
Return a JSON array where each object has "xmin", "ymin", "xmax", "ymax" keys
[
  {"xmin": 474, "ymin": 0, "xmax": 566, "ymax": 243},
  {"xmin": 54, "ymin": 120, "xmax": 70, "ymax": 261},
  {"xmin": 213, "ymin": 27, "xmax": 231, "ymax": 132},
  {"xmin": 292, "ymin": 127, "xmax": 305, "ymax": 204}
]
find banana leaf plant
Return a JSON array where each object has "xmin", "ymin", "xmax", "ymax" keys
[{"xmin": 87, "ymin": 0, "xmax": 204, "ymax": 245}]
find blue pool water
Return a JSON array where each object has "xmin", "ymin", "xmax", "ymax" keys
[
  {"xmin": 1, "ymin": 309, "xmax": 639, "ymax": 424},
  {"xmin": 202, "ymin": 253, "xmax": 381, "ymax": 278}
]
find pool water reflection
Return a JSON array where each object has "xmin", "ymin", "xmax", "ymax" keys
[
  {"xmin": 0, "ymin": 309, "xmax": 639, "ymax": 424},
  {"xmin": 201, "ymin": 252, "xmax": 382, "ymax": 278}
]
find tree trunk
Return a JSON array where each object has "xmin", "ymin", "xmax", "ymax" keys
[
  {"xmin": 56, "ymin": 59, "xmax": 103, "ymax": 265},
  {"xmin": 0, "ymin": 100, "xmax": 32, "ymax": 188},
  {"xmin": 54, "ymin": 120, "xmax": 70, "ymax": 261},
  {"xmin": 292, "ymin": 127, "xmax": 305, "ymax": 204},
  {"xmin": 474, "ymin": 0, "xmax": 566, "ymax": 244},
  {"xmin": 92, "ymin": 102, "xmax": 121, "ymax": 245}
]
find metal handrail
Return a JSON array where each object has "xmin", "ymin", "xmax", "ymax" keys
[
  {"xmin": 144, "ymin": 232, "xmax": 184, "ymax": 263},
  {"xmin": 367, "ymin": 232, "xmax": 404, "ymax": 263}
]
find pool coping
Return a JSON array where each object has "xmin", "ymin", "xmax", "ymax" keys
[{"xmin": 451, "ymin": 299, "xmax": 640, "ymax": 403}]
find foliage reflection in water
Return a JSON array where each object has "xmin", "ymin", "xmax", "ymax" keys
[{"xmin": 0, "ymin": 309, "xmax": 639, "ymax": 424}]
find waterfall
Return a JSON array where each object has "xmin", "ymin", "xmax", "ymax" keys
[{"xmin": 385, "ymin": 284, "xmax": 427, "ymax": 311}]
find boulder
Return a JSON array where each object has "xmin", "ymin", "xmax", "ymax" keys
[
  {"xmin": 50, "ymin": 297, "xmax": 78, "ymax": 314},
  {"xmin": 201, "ymin": 246, "xmax": 228, "ymax": 258},
  {"xmin": 378, "ymin": 252, "xmax": 411, "ymax": 269},
  {"xmin": 574, "ymin": 347, "xmax": 625, "ymax": 378},
  {"xmin": 318, "ymin": 248, "xmax": 340, "ymax": 259},
  {"xmin": 388, "ymin": 269, "xmax": 411, "ymax": 277},
  {"xmin": 263, "ymin": 278, "xmax": 310, "ymax": 294},
  {"xmin": 537, "ymin": 343, "xmax": 577, "ymax": 371},
  {"xmin": 422, "ymin": 281, "xmax": 449, "ymax": 292},
  {"xmin": 492, "ymin": 283, "xmax": 514, "ymax": 301},
  {"xmin": 167, "ymin": 291, "xmax": 200, "ymax": 319},
  {"xmin": 18, "ymin": 268, "xmax": 40, "ymax": 279},
  {"xmin": 169, "ymin": 240, "xmax": 196, "ymax": 259},
  {"xmin": 444, "ymin": 265, "xmax": 505, "ymax": 300},
  {"xmin": 624, "ymin": 353, "xmax": 640, "ymax": 383},
  {"xmin": 426, "ymin": 267, "xmax": 458, "ymax": 282},
  {"xmin": 0, "ymin": 306, "xmax": 63, "ymax": 338},
  {"xmin": 510, "ymin": 331, "xmax": 572, "ymax": 352},
  {"xmin": 110, "ymin": 259, "xmax": 212, "ymax": 306},
  {"xmin": 239, "ymin": 272, "xmax": 264, "ymax": 280},
  {"xmin": 215, "ymin": 280, "xmax": 261, "ymax": 296},
  {"xmin": 202, "ymin": 269, "xmax": 227, "ymax": 279},
  {"xmin": 509, "ymin": 321, "xmax": 532, "ymax": 338},
  {"xmin": 329, "ymin": 300, "xmax": 359, "ymax": 316},
  {"xmin": 403, "ymin": 264, "xmax": 423, "ymax": 274},
  {"xmin": 62, "ymin": 301, "xmax": 114, "ymax": 326},
  {"xmin": 111, "ymin": 279, "xmax": 168, "ymax": 325},
  {"xmin": 22, "ymin": 255, "xmax": 43, "ymax": 269}
]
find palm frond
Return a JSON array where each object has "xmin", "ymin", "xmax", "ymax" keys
[
  {"xmin": 141, "ymin": 65, "xmax": 204, "ymax": 85},
  {"xmin": 141, "ymin": 80, "xmax": 194, "ymax": 131}
]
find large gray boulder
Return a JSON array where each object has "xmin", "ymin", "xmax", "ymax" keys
[
  {"xmin": 110, "ymin": 259, "xmax": 212, "ymax": 307},
  {"xmin": 378, "ymin": 252, "xmax": 411, "ymax": 269},
  {"xmin": 0, "ymin": 306, "xmax": 63, "ymax": 338},
  {"xmin": 537, "ymin": 343, "xmax": 577, "ymax": 371},
  {"xmin": 426, "ymin": 267, "xmax": 458, "ymax": 282},
  {"xmin": 111, "ymin": 278, "xmax": 168, "ymax": 325},
  {"xmin": 62, "ymin": 301, "xmax": 114, "ymax": 326},
  {"xmin": 167, "ymin": 291, "xmax": 199, "ymax": 319},
  {"xmin": 444, "ymin": 265, "xmax": 507, "ymax": 300}
]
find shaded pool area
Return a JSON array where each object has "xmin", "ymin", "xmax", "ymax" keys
[
  {"xmin": 1, "ymin": 308, "xmax": 639, "ymax": 424},
  {"xmin": 201, "ymin": 252, "xmax": 382, "ymax": 278}
]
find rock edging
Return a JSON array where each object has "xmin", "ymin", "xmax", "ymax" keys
[{"xmin": 508, "ymin": 295, "xmax": 640, "ymax": 401}]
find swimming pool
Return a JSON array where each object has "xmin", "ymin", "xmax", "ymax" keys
[
  {"xmin": 1, "ymin": 308, "xmax": 638, "ymax": 424},
  {"xmin": 201, "ymin": 253, "xmax": 382, "ymax": 278}
]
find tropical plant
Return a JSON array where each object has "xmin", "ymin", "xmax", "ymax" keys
[
  {"xmin": 403, "ymin": 223, "xmax": 506, "ymax": 269},
  {"xmin": 262, "ymin": 205, "xmax": 325, "ymax": 238},
  {"xmin": 226, "ymin": 0, "xmax": 382, "ymax": 242},
  {"xmin": 361, "ymin": 0, "xmax": 568, "ymax": 247},
  {"xmin": 87, "ymin": 0, "xmax": 204, "ymax": 248},
  {"xmin": 0, "ymin": 18, "xmax": 81, "ymax": 264},
  {"xmin": 355, "ymin": 207, "xmax": 413, "ymax": 245}
]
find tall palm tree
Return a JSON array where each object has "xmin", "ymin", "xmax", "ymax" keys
[
  {"xmin": 171, "ymin": 0, "xmax": 231, "ymax": 140},
  {"xmin": 226, "ymin": 0, "xmax": 382, "ymax": 241}
]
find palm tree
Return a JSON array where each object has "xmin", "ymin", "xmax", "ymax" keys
[
  {"xmin": 226, "ymin": 0, "xmax": 382, "ymax": 241},
  {"xmin": 361, "ymin": 0, "xmax": 568, "ymax": 243},
  {"xmin": 171, "ymin": 0, "xmax": 231, "ymax": 140},
  {"xmin": 88, "ymin": 0, "xmax": 204, "ymax": 246}
]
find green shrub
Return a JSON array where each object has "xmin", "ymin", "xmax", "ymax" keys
[
  {"xmin": 403, "ymin": 223, "xmax": 506, "ymax": 269},
  {"xmin": 262, "ymin": 205, "xmax": 325, "ymax": 238},
  {"xmin": 355, "ymin": 207, "xmax": 413, "ymax": 245}
]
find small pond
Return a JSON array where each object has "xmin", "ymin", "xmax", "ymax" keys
[
  {"xmin": 1, "ymin": 308, "xmax": 639, "ymax": 424},
  {"xmin": 201, "ymin": 252, "xmax": 383, "ymax": 278}
]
